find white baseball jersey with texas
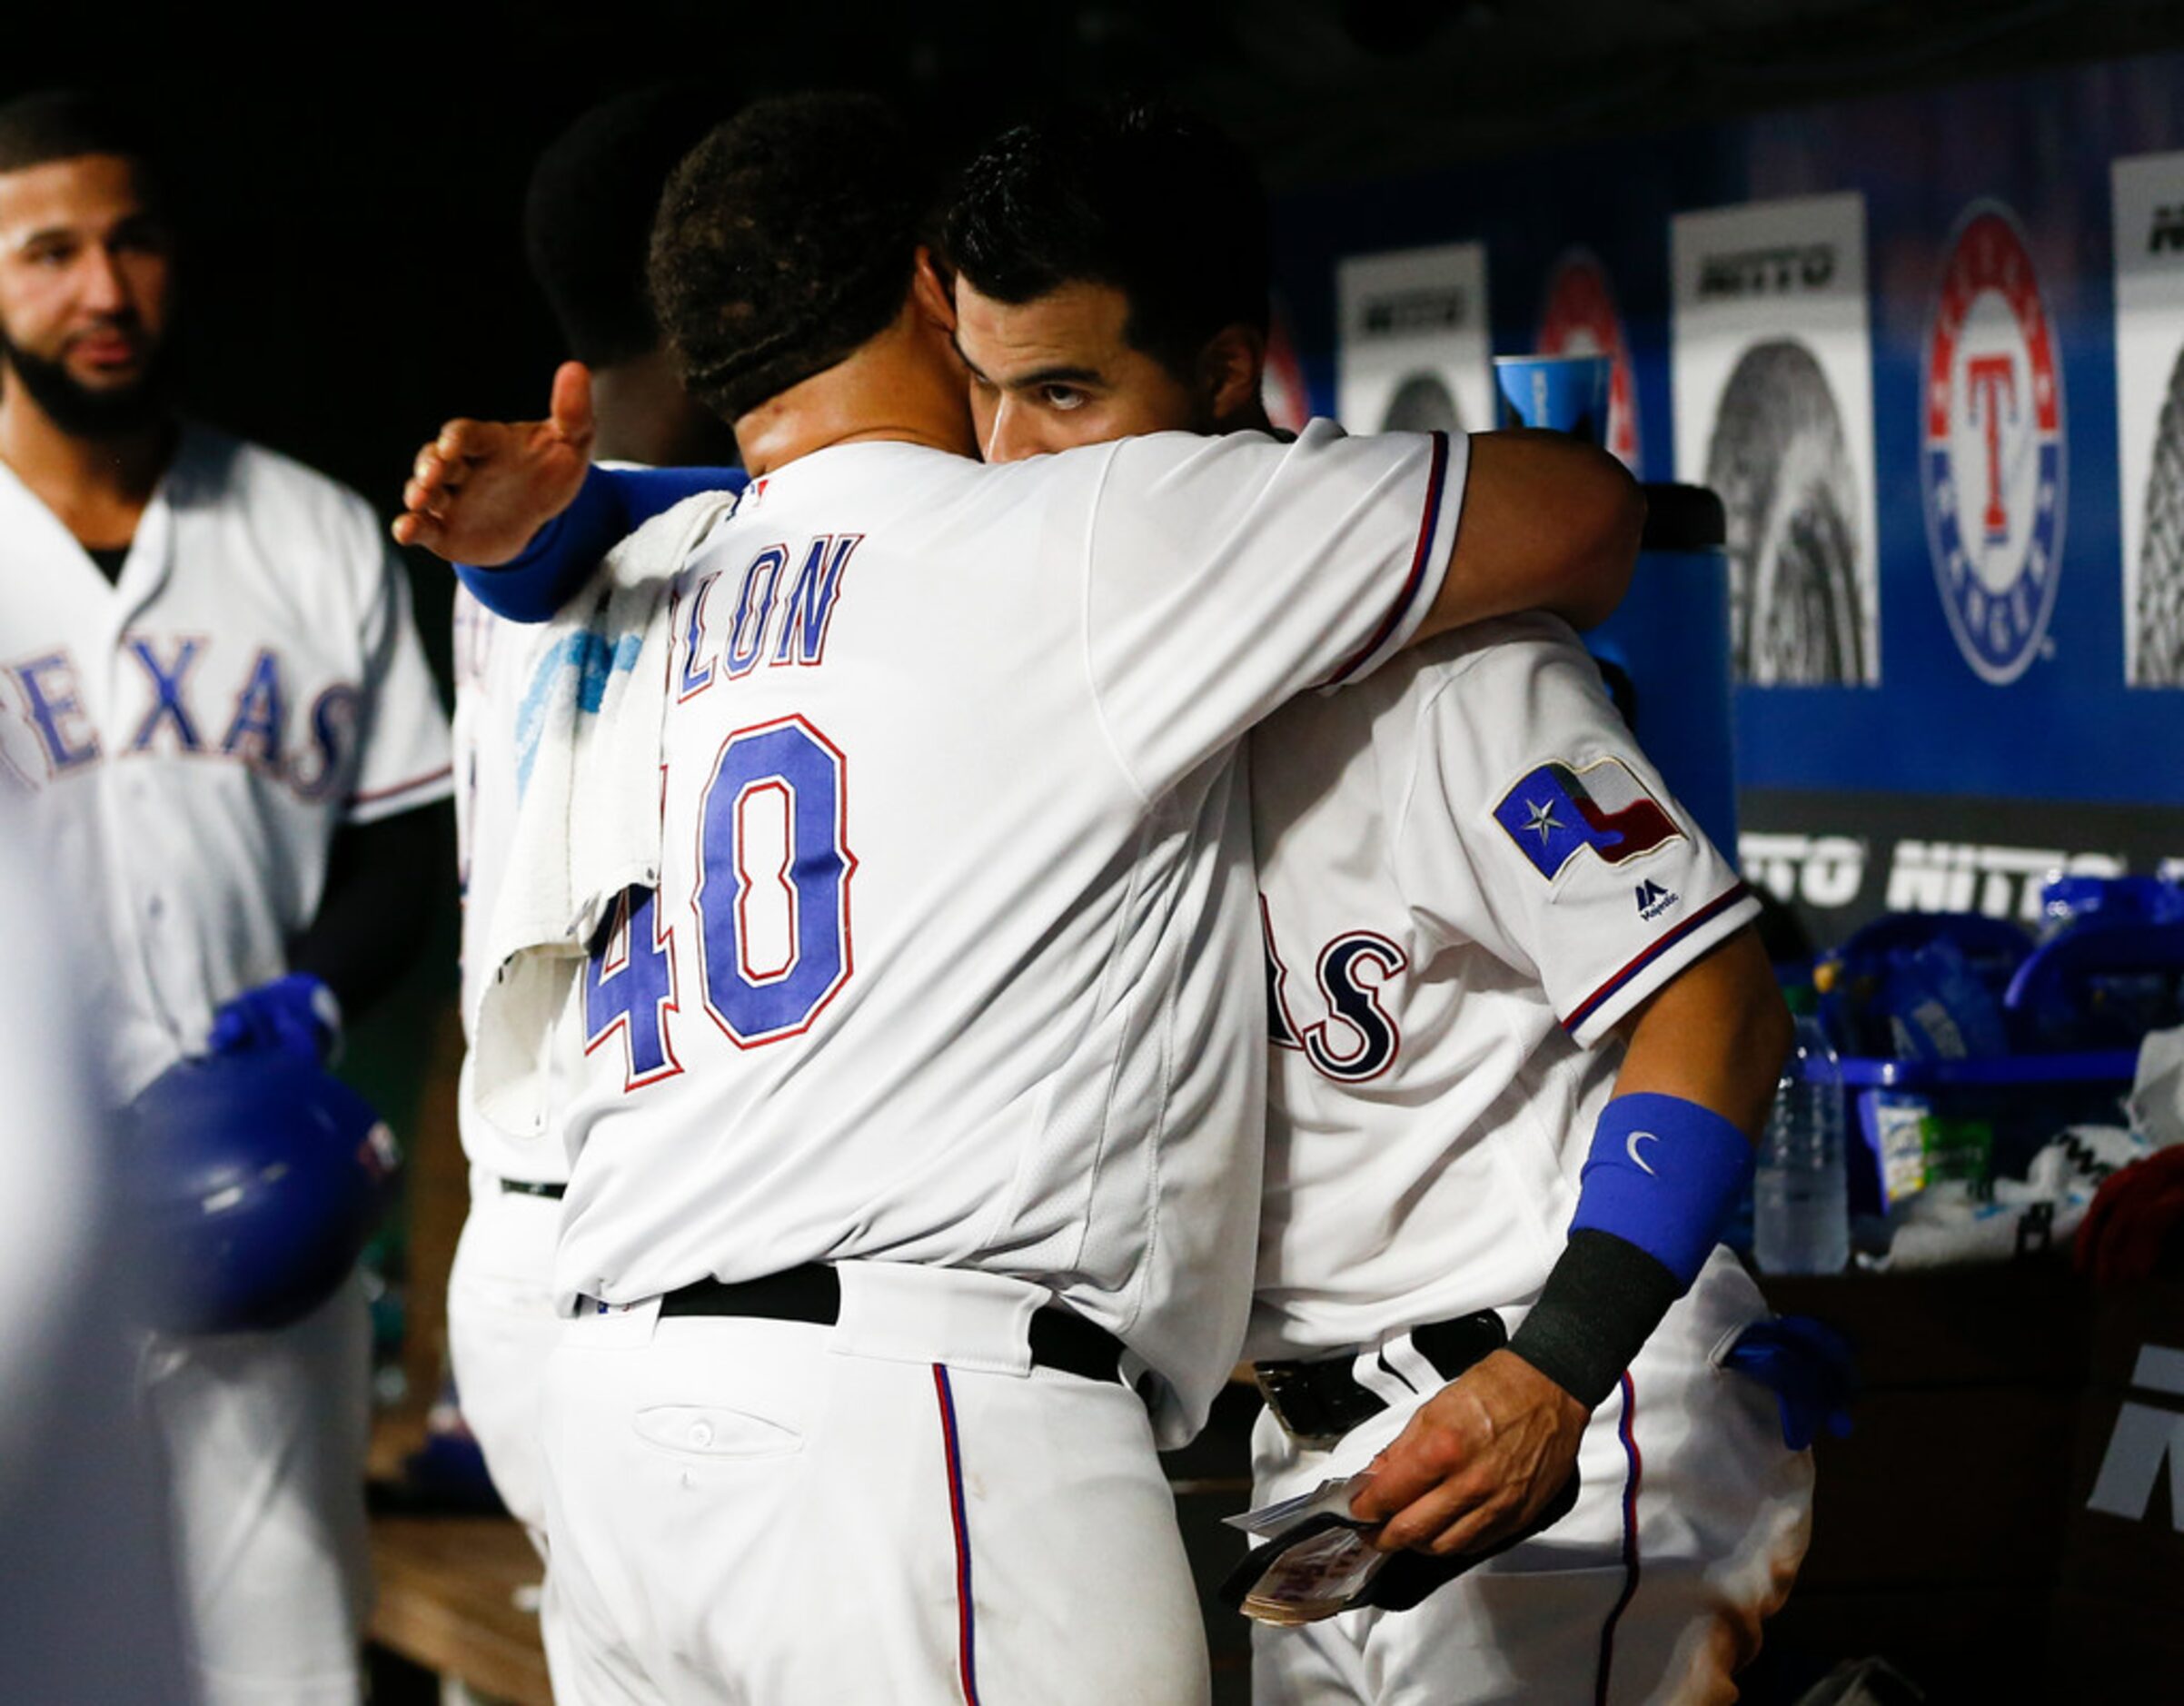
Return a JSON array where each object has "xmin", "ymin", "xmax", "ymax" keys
[
  {"xmin": 554, "ymin": 420, "xmax": 1465, "ymax": 1438},
  {"xmin": 0, "ymin": 423, "xmax": 452, "ymax": 1706},
  {"xmin": 1248, "ymin": 613, "xmax": 1809, "ymax": 1705},
  {"xmin": 0, "ymin": 425, "xmax": 452, "ymax": 1099},
  {"xmin": 1251, "ymin": 613, "xmax": 1759, "ymax": 1359}
]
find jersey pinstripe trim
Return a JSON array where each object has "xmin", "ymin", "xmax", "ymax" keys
[
  {"xmin": 1325, "ymin": 431, "xmax": 1452, "ymax": 689},
  {"xmin": 1561, "ymin": 881, "xmax": 1755, "ymax": 1040},
  {"xmin": 348, "ymin": 761, "xmax": 454, "ymax": 812}
]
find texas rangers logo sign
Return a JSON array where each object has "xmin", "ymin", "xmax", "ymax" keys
[
  {"xmin": 1921, "ymin": 201, "xmax": 2067, "ymax": 684},
  {"xmin": 1494, "ymin": 756, "xmax": 1683, "ymax": 881},
  {"xmin": 1536, "ymin": 249, "xmax": 1642, "ymax": 470}
]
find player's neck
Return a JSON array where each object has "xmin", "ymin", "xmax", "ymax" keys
[
  {"xmin": 730, "ymin": 301, "xmax": 976, "ymax": 477},
  {"xmin": 0, "ymin": 385, "xmax": 173, "ymax": 547},
  {"xmin": 591, "ymin": 351, "xmax": 740, "ymax": 469}
]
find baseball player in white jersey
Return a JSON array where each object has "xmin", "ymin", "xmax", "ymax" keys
[
  {"xmin": 444, "ymin": 86, "xmax": 740, "ymax": 1564},
  {"xmin": 397, "ymin": 92, "xmax": 1639, "ymax": 1704},
  {"xmin": 1245, "ymin": 624, "xmax": 1812, "ymax": 1702},
  {"xmin": 934, "ymin": 105, "xmax": 1812, "ymax": 1703},
  {"xmin": 0, "ymin": 93, "xmax": 452, "ymax": 1705}
]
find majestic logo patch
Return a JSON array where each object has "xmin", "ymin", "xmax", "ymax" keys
[
  {"xmin": 1494, "ymin": 757, "xmax": 1683, "ymax": 881},
  {"xmin": 1634, "ymin": 878, "xmax": 1680, "ymax": 920},
  {"xmin": 1921, "ymin": 200, "xmax": 2066, "ymax": 684}
]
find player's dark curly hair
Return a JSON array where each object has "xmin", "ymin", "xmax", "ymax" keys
[
  {"xmin": 649, "ymin": 93, "xmax": 942, "ymax": 424},
  {"xmin": 942, "ymin": 102, "xmax": 1270, "ymax": 381},
  {"xmin": 526, "ymin": 84, "xmax": 734, "ymax": 370}
]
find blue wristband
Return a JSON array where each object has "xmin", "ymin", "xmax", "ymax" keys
[
  {"xmin": 1569, "ymin": 1093, "xmax": 1754, "ymax": 1290},
  {"xmin": 454, "ymin": 463, "xmax": 746, "ymax": 623}
]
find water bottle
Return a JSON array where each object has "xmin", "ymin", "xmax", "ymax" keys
[{"xmin": 1754, "ymin": 989, "xmax": 1851, "ymax": 1275}]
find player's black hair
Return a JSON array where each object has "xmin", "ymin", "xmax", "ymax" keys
[
  {"xmin": 0, "ymin": 90, "xmax": 166, "ymax": 203},
  {"xmin": 943, "ymin": 101, "xmax": 1271, "ymax": 381},
  {"xmin": 525, "ymin": 84, "xmax": 733, "ymax": 369},
  {"xmin": 648, "ymin": 92, "xmax": 943, "ymax": 424}
]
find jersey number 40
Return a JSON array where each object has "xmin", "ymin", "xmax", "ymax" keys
[{"xmin": 585, "ymin": 715, "xmax": 855, "ymax": 1089}]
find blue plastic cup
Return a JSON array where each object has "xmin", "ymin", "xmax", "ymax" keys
[{"xmin": 1493, "ymin": 353, "xmax": 1613, "ymax": 447}]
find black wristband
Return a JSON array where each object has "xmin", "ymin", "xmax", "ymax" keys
[{"xmin": 1507, "ymin": 1229, "xmax": 1684, "ymax": 1410}]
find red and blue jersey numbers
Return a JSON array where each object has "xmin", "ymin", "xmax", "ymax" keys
[
  {"xmin": 1265, "ymin": 904, "xmax": 1408, "ymax": 1083},
  {"xmin": 585, "ymin": 886, "xmax": 681, "ymax": 1088},
  {"xmin": 1491, "ymin": 756, "xmax": 1682, "ymax": 883},
  {"xmin": 585, "ymin": 713, "xmax": 856, "ymax": 1091}
]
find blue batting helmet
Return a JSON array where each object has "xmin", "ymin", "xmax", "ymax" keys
[{"xmin": 123, "ymin": 1054, "xmax": 399, "ymax": 1334}]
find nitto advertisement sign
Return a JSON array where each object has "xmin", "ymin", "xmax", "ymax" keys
[
  {"xmin": 1335, "ymin": 243, "xmax": 1493, "ymax": 436},
  {"xmin": 1275, "ymin": 50, "xmax": 2184, "ymax": 827},
  {"xmin": 1672, "ymin": 193, "xmax": 1881, "ymax": 685},
  {"xmin": 2113, "ymin": 151, "xmax": 2184, "ymax": 687}
]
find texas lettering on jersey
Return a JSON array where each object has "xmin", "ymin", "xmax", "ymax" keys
[
  {"xmin": 585, "ymin": 531, "xmax": 861, "ymax": 1092},
  {"xmin": 1265, "ymin": 898, "xmax": 1409, "ymax": 1084},
  {"xmin": 3, "ymin": 637, "xmax": 362, "ymax": 799}
]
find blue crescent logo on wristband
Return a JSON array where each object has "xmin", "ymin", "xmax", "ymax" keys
[{"xmin": 1626, "ymin": 1130, "xmax": 1659, "ymax": 1175}]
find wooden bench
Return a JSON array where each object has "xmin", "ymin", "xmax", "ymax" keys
[{"xmin": 370, "ymin": 1513, "xmax": 551, "ymax": 1706}]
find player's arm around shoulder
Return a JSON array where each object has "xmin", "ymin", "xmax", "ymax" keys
[{"xmin": 1411, "ymin": 430, "xmax": 1644, "ymax": 644}]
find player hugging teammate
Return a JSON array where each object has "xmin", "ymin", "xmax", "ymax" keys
[{"xmin": 402, "ymin": 96, "xmax": 1812, "ymax": 1706}]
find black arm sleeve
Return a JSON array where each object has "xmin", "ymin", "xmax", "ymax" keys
[
  {"xmin": 287, "ymin": 800, "xmax": 452, "ymax": 1022},
  {"xmin": 1506, "ymin": 1229, "xmax": 1685, "ymax": 1411}
]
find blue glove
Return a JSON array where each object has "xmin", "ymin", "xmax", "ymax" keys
[
  {"xmin": 1721, "ymin": 1314, "xmax": 1857, "ymax": 1452},
  {"xmin": 207, "ymin": 973, "xmax": 342, "ymax": 1065}
]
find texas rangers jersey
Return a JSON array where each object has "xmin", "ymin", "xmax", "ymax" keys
[
  {"xmin": 554, "ymin": 422, "xmax": 1464, "ymax": 1439},
  {"xmin": 1249, "ymin": 613, "xmax": 1760, "ymax": 1361},
  {"xmin": 0, "ymin": 426, "xmax": 452, "ymax": 1100}
]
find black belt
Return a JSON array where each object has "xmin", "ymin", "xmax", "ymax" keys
[
  {"xmin": 658, "ymin": 1264, "xmax": 1126, "ymax": 1386},
  {"xmin": 1252, "ymin": 1310, "xmax": 1508, "ymax": 1448},
  {"xmin": 499, "ymin": 1177, "xmax": 566, "ymax": 1199}
]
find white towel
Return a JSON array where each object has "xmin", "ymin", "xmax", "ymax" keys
[{"xmin": 472, "ymin": 490, "xmax": 739, "ymax": 1140}]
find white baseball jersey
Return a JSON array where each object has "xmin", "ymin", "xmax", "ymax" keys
[
  {"xmin": 1249, "ymin": 612, "xmax": 1761, "ymax": 1361},
  {"xmin": 553, "ymin": 421, "xmax": 1465, "ymax": 1440},
  {"xmin": 0, "ymin": 425, "xmax": 453, "ymax": 1100}
]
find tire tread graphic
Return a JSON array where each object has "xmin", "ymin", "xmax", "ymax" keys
[{"xmin": 1705, "ymin": 338, "xmax": 1868, "ymax": 685}]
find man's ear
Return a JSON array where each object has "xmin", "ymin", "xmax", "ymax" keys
[
  {"xmin": 1199, "ymin": 323, "xmax": 1268, "ymax": 427},
  {"xmin": 913, "ymin": 246, "xmax": 958, "ymax": 332}
]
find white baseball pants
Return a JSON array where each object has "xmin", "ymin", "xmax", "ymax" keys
[
  {"xmin": 1250, "ymin": 1255, "xmax": 1813, "ymax": 1706},
  {"xmin": 143, "ymin": 1276, "xmax": 373, "ymax": 1706},
  {"xmin": 538, "ymin": 1261, "xmax": 1211, "ymax": 1704},
  {"xmin": 446, "ymin": 1166, "xmax": 565, "ymax": 1541}
]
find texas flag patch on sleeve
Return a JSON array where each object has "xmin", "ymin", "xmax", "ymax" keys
[{"xmin": 1492, "ymin": 756, "xmax": 1684, "ymax": 881}]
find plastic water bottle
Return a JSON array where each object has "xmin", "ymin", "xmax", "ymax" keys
[{"xmin": 1754, "ymin": 990, "xmax": 1851, "ymax": 1275}]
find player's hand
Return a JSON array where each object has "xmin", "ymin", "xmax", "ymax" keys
[
  {"xmin": 392, "ymin": 362, "xmax": 596, "ymax": 565},
  {"xmin": 207, "ymin": 972, "xmax": 342, "ymax": 1066},
  {"xmin": 1348, "ymin": 1349, "xmax": 1588, "ymax": 1557}
]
